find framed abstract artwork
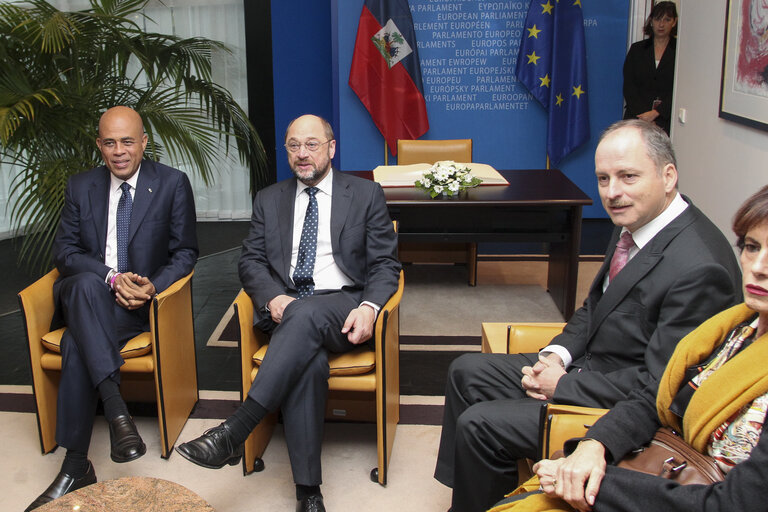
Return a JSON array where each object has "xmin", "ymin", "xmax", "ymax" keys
[{"xmin": 720, "ymin": 0, "xmax": 768, "ymax": 131}]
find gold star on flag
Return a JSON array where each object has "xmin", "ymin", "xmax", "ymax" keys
[
  {"xmin": 555, "ymin": 93, "xmax": 564, "ymax": 107},
  {"xmin": 527, "ymin": 51, "xmax": 541, "ymax": 65},
  {"xmin": 541, "ymin": 1, "xmax": 554, "ymax": 14},
  {"xmin": 539, "ymin": 74, "xmax": 551, "ymax": 87},
  {"xmin": 572, "ymin": 84, "xmax": 585, "ymax": 98},
  {"xmin": 527, "ymin": 24, "xmax": 542, "ymax": 39},
  {"xmin": 573, "ymin": 0, "xmax": 582, "ymax": 7}
]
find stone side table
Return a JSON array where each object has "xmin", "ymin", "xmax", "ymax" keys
[{"xmin": 37, "ymin": 476, "xmax": 214, "ymax": 511}]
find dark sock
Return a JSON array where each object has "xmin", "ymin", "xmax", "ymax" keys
[
  {"xmin": 98, "ymin": 374, "xmax": 129, "ymax": 421},
  {"xmin": 296, "ymin": 484, "xmax": 321, "ymax": 501},
  {"xmin": 223, "ymin": 397, "xmax": 267, "ymax": 446},
  {"xmin": 61, "ymin": 449, "xmax": 89, "ymax": 478}
]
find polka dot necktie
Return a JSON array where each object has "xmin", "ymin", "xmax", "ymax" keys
[
  {"xmin": 116, "ymin": 182, "xmax": 133, "ymax": 273},
  {"xmin": 293, "ymin": 187, "xmax": 319, "ymax": 298},
  {"xmin": 608, "ymin": 231, "xmax": 635, "ymax": 282}
]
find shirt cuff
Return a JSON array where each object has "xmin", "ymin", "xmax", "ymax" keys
[
  {"xmin": 539, "ymin": 345, "xmax": 572, "ymax": 369},
  {"xmin": 359, "ymin": 301, "xmax": 381, "ymax": 316}
]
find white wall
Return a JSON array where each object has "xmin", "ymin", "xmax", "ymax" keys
[{"xmin": 673, "ymin": 0, "xmax": 768, "ymax": 240}]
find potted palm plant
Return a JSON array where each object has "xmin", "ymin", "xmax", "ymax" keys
[{"xmin": 0, "ymin": 0, "xmax": 268, "ymax": 272}]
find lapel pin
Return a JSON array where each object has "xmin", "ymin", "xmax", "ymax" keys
[{"xmin": 148, "ymin": 188, "xmax": 152, "ymax": 193}]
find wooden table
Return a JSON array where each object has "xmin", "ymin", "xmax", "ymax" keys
[{"xmin": 350, "ymin": 169, "xmax": 592, "ymax": 320}]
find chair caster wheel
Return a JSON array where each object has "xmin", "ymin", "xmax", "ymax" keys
[
  {"xmin": 253, "ymin": 457, "xmax": 265, "ymax": 472},
  {"xmin": 370, "ymin": 468, "xmax": 378, "ymax": 483}
]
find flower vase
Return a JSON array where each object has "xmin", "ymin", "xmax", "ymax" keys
[{"xmin": 439, "ymin": 189, "xmax": 465, "ymax": 199}]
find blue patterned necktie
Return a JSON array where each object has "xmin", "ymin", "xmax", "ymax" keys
[
  {"xmin": 293, "ymin": 187, "xmax": 319, "ymax": 298},
  {"xmin": 116, "ymin": 182, "xmax": 133, "ymax": 273}
]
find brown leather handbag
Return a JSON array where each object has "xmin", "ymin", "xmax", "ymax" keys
[{"xmin": 617, "ymin": 427, "xmax": 724, "ymax": 485}]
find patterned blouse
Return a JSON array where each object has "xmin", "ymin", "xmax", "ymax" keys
[{"xmin": 669, "ymin": 316, "xmax": 764, "ymax": 473}]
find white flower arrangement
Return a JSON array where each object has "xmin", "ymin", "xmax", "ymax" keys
[{"xmin": 414, "ymin": 161, "xmax": 482, "ymax": 198}]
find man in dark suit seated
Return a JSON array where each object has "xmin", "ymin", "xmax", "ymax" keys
[
  {"xmin": 177, "ymin": 114, "xmax": 401, "ymax": 512},
  {"xmin": 25, "ymin": 106, "xmax": 199, "ymax": 511},
  {"xmin": 433, "ymin": 119, "xmax": 743, "ymax": 512}
]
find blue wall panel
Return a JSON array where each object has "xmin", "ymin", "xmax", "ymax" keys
[
  {"xmin": 272, "ymin": 1, "xmax": 629, "ymax": 218},
  {"xmin": 271, "ymin": 1, "xmax": 334, "ymax": 182}
]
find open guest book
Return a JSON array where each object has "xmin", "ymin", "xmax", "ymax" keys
[{"xmin": 372, "ymin": 162, "xmax": 510, "ymax": 187}]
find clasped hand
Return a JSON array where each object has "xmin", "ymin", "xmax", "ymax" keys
[
  {"xmin": 521, "ymin": 353, "xmax": 566, "ymax": 400},
  {"xmin": 113, "ymin": 272, "xmax": 156, "ymax": 310}
]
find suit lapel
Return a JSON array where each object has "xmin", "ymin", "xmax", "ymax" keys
[
  {"xmin": 658, "ymin": 38, "xmax": 675, "ymax": 72},
  {"xmin": 88, "ymin": 167, "xmax": 110, "ymax": 253},
  {"xmin": 587, "ymin": 201, "xmax": 698, "ymax": 339},
  {"xmin": 643, "ymin": 40, "xmax": 656, "ymax": 75},
  {"xmin": 279, "ymin": 179, "xmax": 297, "ymax": 281},
  {"xmin": 330, "ymin": 170, "xmax": 352, "ymax": 253},
  {"xmin": 128, "ymin": 160, "xmax": 159, "ymax": 244}
]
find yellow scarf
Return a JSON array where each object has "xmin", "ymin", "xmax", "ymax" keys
[{"xmin": 656, "ymin": 303, "xmax": 768, "ymax": 452}]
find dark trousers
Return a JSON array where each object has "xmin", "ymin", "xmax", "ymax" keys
[
  {"xmin": 54, "ymin": 273, "xmax": 148, "ymax": 453},
  {"xmin": 247, "ymin": 290, "xmax": 363, "ymax": 486},
  {"xmin": 434, "ymin": 352, "xmax": 546, "ymax": 512}
]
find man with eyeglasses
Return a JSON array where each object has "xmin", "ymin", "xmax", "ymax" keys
[{"xmin": 177, "ymin": 114, "xmax": 401, "ymax": 512}]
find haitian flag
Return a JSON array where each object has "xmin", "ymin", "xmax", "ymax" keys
[
  {"xmin": 349, "ymin": 0, "xmax": 429, "ymax": 156},
  {"xmin": 516, "ymin": 0, "xmax": 589, "ymax": 166}
]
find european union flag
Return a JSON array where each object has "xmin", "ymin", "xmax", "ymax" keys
[{"xmin": 516, "ymin": 0, "xmax": 589, "ymax": 166}]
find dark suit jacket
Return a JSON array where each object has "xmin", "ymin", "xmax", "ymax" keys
[
  {"xmin": 52, "ymin": 159, "xmax": 198, "ymax": 310},
  {"xmin": 238, "ymin": 170, "xmax": 401, "ymax": 319},
  {"xmin": 575, "ymin": 362, "xmax": 768, "ymax": 511},
  {"xmin": 623, "ymin": 37, "xmax": 676, "ymax": 133},
  {"xmin": 551, "ymin": 198, "xmax": 742, "ymax": 408}
]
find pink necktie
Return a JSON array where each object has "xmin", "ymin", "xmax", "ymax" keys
[{"xmin": 608, "ymin": 231, "xmax": 635, "ymax": 282}]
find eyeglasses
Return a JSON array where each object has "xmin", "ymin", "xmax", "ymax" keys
[{"xmin": 285, "ymin": 140, "xmax": 332, "ymax": 153}]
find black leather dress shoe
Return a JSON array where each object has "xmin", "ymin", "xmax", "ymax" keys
[
  {"xmin": 176, "ymin": 423, "xmax": 243, "ymax": 469},
  {"xmin": 25, "ymin": 460, "xmax": 97, "ymax": 511},
  {"xmin": 109, "ymin": 414, "xmax": 146, "ymax": 463},
  {"xmin": 296, "ymin": 494, "xmax": 325, "ymax": 512}
]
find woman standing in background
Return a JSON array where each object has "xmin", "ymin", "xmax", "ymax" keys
[{"xmin": 623, "ymin": 2, "xmax": 678, "ymax": 134}]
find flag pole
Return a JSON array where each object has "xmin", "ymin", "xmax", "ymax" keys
[
  {"xmin": 546, "ymin": 155, "xmax": 550, "ymax": 170},
  {"xmin": 384, "ymin": 140, "xmax": 389, "ymax": 165}
]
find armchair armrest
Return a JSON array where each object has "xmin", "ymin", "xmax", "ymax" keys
[
  {"xmin": 150, "ymin": 270, "xmax": 197, "ymax": 457},
  {"xmin": 539, "ymin": 403, "xmax": 608, "ymax": 460},
  {"xmin": 373, "ymin": 269, "xmax": 404, "ymax": 485},
  {"xmin": 149, "ymin": 270, "xmax": 196, "ymax": 371},
  {"xmin": 234, "ymin": 289, "xmax": 269, "ymax": 402},
  {"xmin": 18, "ymin": 269, "xmax": 60, "ymax": 364},
  {"xmin": 508, "ymin": 323, "xmax": 566, "ymax": 354}
]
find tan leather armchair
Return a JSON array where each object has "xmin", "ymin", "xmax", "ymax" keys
[
  {"xmin": 234, "ymin": 270, "xmax": 404, "ymax": 485},
  {"xmin": 18, "ymin": 269, "xmax": 198, "ymax": 458},
  {"xmin": 499, "ymin": 322, "xmax": 566, "ymax": 481},
  {"xmin": 396, "ymin": 139, "xmax": 472, "ymax": 165},
  {"xmin": 500, "ymin": 323, "xmax": 610, "ymax": 482}
]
